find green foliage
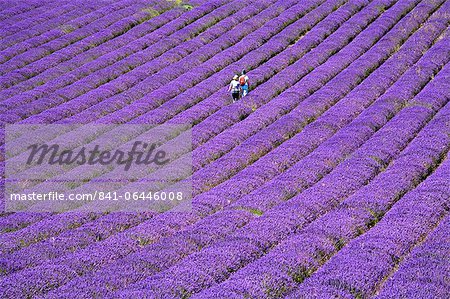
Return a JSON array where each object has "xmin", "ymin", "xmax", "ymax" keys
[
  {"xmin": 365, "ymin": 208, "xmax": 385, "ymax": 229},
  {"xmin": 333, "ymin": 237, "xmax": 346, "ymax": 251},
  {"xmin": 141, "ymin": 7, "xmax": 160, "ymax": 18},
  {"xmin": 59, "ymin": 24, "xmax": 76, "ymax": 34},
  {"xmin": 65, "ymin": 181, "xmax": 79, "ymax": 189},
  {"xmin": 261, "ymin": 274, "xmax": 287, "ymax": 298},
  {"xmin": 179, "ymin": 287, "xmax": 192, "ymax": 299},
  {"xmin": 136, "ymin": 236, "xmax": 152, "ymax": 247},
  {"xmin": 239, "ymin": 112, "xmax": 249, "ymax": 121},
  {"xmin": 376, "ymin": 5, "xmax": 386, "ymax": 13},
  {"xmin": 313, "ymin": 248, "xmax": 328, "ymax": 263},
  {"xmin": 248, "ymin": 208, "xmax": 263, "ymax": 216},
  {"xmin": 181, "ymin": 4, "xmax": 194, "ymax": 11},
  {"xmin": 291, "ymin": 266, "xmax": 314, "ymax": 283}
]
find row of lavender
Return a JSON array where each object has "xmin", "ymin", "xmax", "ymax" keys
[
  {"xmin": 0, "ymin": 0, "xmax": 356, "ymax": 213},
  {"xmin": 0, "ymin": 0, "xmax": 410, "ymax": 239},
  {"xmin": 0, "ymin": 0, "xmax": 162, "ymax": 69},
  {"xmin": 0, "ymin": 0, "xmax": 444, "ymax": 240},
  {"xmin": 0, "ymin": 0, "xmax": 350, "ymax": 260},
  {"xmin": 288, "ymin": 148, "xmax": 449, "ymax": 298},
  {"xmin": 1, "ymin": 1, "xmax": 448, "ymax": 298},
  {"xmin": 0, "ymin": 0, "xmax": 75, "ymax": 25},
  {"xmin": 0, "ymin": 0, "xmax": 315, "ymax": 122},
  {"xmin": 0, "ymin": 0, "xmax": 324, "ymax": 232},
  {"xmin": 110, "ymin": 31, "xmax": 450, "ymax": 299},
  {"xmin": 375, "ymin": 213, "xmax": 450, "ymax": 299},
  {"xmin": 3, "ymin": 0, "xmax": 428, "ymax": 199},
  {"xmin": 0, "ymin": 0, "xmax": 254, "ymax": 110},
  {"xmin": 0, "ymin": 0, "xmax": 449, "ymax": 297},
  {"xmin": 3, "ymin": 0, "xmax": 360, "ymax": 192},
  {"xmin": 0, "ymin": 0, "xmax": 442, "ymax": 260},
  {"xmin": 0, "ymin": 0, "xmax": 344, "ymax": 218},
  {"xmin": 195, "ymin": 65, "xmax": 450, "ymax": 299},
  {"xmin": 0, "ymin": 0, "xmax": 237, "ymax": 103},
  {"xmin": 0, "ymin": 1, "xmax": 278, "ymax": 122}
]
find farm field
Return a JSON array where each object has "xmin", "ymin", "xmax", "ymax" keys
[{"xmin": 0, "ymin": 0, "xmax": 449, "ymax": 298}]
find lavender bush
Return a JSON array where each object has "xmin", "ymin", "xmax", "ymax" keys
[{"xmin": 0, "ymin": 0, "xmax": 448, "ymax": 298}]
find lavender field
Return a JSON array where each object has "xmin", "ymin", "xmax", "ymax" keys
[{"xmin": 0, "ymin": 0, "xmax": 449, "ymax": 298}]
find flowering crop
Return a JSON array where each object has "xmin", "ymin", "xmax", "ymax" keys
[{"xmin": 0, "ymin": 0, "xmax": 449, "ymax": 298}]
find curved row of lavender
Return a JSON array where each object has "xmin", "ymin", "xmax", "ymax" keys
[{"xmin": 0, "ymin": 0, "xmax": 449, "ymax": 298}]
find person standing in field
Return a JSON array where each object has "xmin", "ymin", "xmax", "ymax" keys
[
  {"xmin": 239, "ymin": 69, "xmax": 250, "ymax": 97},
  {"xmin": 228, "ymin": 74, "xmax": 241, "ymax": 103}
]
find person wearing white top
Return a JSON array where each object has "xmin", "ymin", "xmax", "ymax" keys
[{"xmin": 228, "ymin": 74, "xmax": 241, "ymax": 102}]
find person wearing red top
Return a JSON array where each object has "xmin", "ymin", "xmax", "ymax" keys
[{"xmin": 239, "ymin": 69, "xmax": 250, "ymax": 97}]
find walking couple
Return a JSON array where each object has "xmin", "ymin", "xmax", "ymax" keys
[{"xmin": 228, "ymin": 70, "xmax": 250, "ymax": 102}]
